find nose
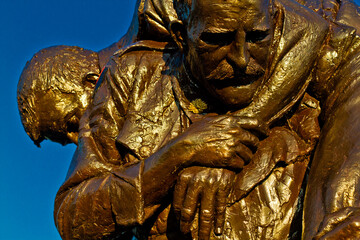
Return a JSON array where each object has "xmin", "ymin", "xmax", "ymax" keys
[{"xmin": 227, "ymin": 30, "xmax": 249, "ymax": 70}]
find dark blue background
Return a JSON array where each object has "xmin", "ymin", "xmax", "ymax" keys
[{"xmin": 0, "ymin": 1, "xmax": 134, "ymax": 239}]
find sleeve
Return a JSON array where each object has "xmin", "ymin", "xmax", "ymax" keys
[
  {"xmin": 54, "ymin": 54, "xmax": 150, "ymax": 239},
  {"xmin": 303, "ymin": 50, "xmax": 360, "ymax": 239}
]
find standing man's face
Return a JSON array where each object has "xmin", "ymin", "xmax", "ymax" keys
[{"xmin": 184, "ymin": 0, "xmax": 272, "ymax": 108}]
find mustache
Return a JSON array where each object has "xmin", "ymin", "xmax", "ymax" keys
[{"xmin": 205, "ymin": 58, "xmax": 265, "ymax": 84}]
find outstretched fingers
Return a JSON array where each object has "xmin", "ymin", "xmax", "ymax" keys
[
  {"xmin": 214, "ymin": 184, "xmax": 229, "ymax": 235},
  {"xmin": 180, "ymin": 182, "xmax": 202, "ymax": 234},
  {"xmin": 174, "ymin": 167, "xmax": 235, "ymax": 239},
  {"xmin": 173, "ymin": 174, "xmax": 190, "ymax": 217},
  {"xmin": 199, "ymin": 188, "xmax": 216, "ymax": 240}
]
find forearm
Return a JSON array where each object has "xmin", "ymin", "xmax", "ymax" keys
[
  {"xmin": 55, "ymin": 133, "xmax": 191, "ymax": 239},
  {"xmin": 55, "ymin": 135, "xmax": 145, "ymax": 239},
  {"xmin": 55, "ymin": 112, "xmax": 256, "ymax": 238},
  {"xmin": 55, "ymin": 175, "xmax": 141, "ymax": 239},
  {"xmin": 129, "ymin": 136, "xmax": 192, "ymax": 205}
]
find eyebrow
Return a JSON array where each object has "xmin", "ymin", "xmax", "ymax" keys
[{"xmin": 203, "ymin": 27, "xmax": 235, "ymax": 34}]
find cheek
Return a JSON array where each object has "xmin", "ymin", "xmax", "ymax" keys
[
  {"xmin": 194, "ymin": 45, "xmax": 231, "ymax": 75},
  {"xmin": 248, "ymin": 42, "xmax": 270, "ymax": 67}
]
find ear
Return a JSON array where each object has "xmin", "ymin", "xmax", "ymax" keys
[
  {"xmin": 170, "ymin": 20, "xmax": 187, "ymax": 52},
  {"xmin": 83, "ymin": 72, "xmax": 99, "ymax": 88}
]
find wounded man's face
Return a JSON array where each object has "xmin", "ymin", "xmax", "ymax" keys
[{"xmin": 185, "ymin": 0, "xmax": 273, "ymax": 109}]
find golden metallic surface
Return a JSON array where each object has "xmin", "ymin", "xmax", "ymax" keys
[{"xmin": 17, "ymin": 0, "xmax": 360, "ymax": 239}]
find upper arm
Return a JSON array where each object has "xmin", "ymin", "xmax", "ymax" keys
[{"xmin": 304, "ymin": 69, "xmax": 360, "ymax": 238}]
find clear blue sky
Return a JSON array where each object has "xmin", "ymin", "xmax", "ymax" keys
[{"xmin": 0, "ymin": 1, "xmax": 134, "ymax": 239}]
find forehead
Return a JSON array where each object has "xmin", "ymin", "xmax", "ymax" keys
[{"xmin": 190, "ymin": 0, "xmax": 269, "ymax": 30}]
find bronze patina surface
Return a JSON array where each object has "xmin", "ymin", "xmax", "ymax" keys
[{"xmin": 18, "ymin": 0, "xmax": 360, "ymax": 239}]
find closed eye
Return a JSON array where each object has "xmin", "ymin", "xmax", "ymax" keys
[
  {"xmin": 200, "ymin": 31, "xmax": 236, "ymax": 46},
  {"xmin": 246, "ymin": 30, "xmax": 269, "ymax": 43}
]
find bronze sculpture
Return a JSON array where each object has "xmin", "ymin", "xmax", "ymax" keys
[
  {"xmin": 17, "ymin": 0, "xmax": 360, "ymax": 239},
  {"xmin": 17, "ymin": 45, "xmax": 100, "ymax": 146},
  {"xmin": 17, "ymin": 0, "xmax": 177, "ymax": 147}
]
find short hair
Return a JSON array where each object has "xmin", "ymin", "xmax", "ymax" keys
[{"xmin": 17, "ymin": 45, "xmax": 99, "ymax": 146}]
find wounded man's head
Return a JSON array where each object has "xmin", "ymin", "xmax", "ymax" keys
[{"xmin": 17, "ymin": 45, "xmax": 100, "ymax": 146}]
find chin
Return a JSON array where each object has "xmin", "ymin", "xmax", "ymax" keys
[{"xmin": 212, "ymin": 81, "xmax": 261, "ymax": 109}]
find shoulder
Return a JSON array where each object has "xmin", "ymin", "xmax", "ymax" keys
[
  {"xmin": 110, "ymin": 40, "xmax": 177, "ymax": 67},
  {"xmin": 95, "ymin": 40, "xmax": 177, "ymax": 90}
]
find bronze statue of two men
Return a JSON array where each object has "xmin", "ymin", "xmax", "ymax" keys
[{"xmin": 17, "ymin": 0, "xmax": 360, "ymax": 239}]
